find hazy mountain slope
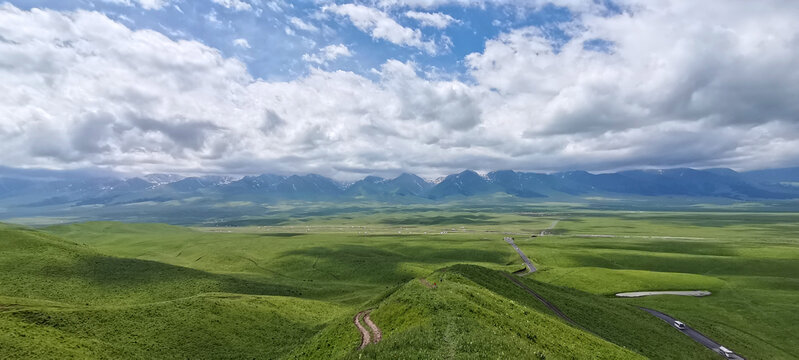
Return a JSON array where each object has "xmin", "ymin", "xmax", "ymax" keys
[
  {"xmin": 346, "ymin": 173, "xmax": 433, "ymax": 198},
  {"xmin": 0, "ymin": 166, "xmax": 797, "ymax": 212}
]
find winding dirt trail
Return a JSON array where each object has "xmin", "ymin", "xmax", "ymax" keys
[
  {"xmin": 353, "ymin": 311, "xmax": 371, "ymax": 350},
  {"xmin": 353, "ymin": 309, "xmax": 383, "ymax": 350},
  {"xmin": 363, "ymin": 312, "xmax": 383, "ymax": 343}
]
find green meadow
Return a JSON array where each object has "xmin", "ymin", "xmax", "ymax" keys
[{"xmin": 1, "ymin": 208, "xmax": 797, "ymax": 359}]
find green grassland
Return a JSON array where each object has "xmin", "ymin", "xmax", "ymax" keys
[
  {"xmin": 1, "ymin": 208, "xmax": 797, "ymax": 359},
  {"xmin": 516, "ymin": 212, "xmax": 799, "ymax": 359}
]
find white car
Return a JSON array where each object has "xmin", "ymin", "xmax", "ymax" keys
[
  {"xmin": 719, "ymin": 346, "xmax": 734, "ymax": 358},
  {"xmin": 673, "ymin": 320, "xmax": 686, "ymax": 330}
]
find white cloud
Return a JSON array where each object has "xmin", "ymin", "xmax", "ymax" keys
[
  {"xmin": 265, "ymin": 1, "xmax": 284, "ymax": 13},
  {"xmin": 325, "ymin": 4, "xmax": 438, "ymax": 54},
  {"xmin": 302, "ymin": 44, "xmax": 353, "ymax": 64},
  {"xmin": 462, "ymin": 0, "xmax": 799, "ymax": 171},
  {"xmin": 101, "ymin": 0, "xmax": 171, "ymax": 10},
  {"xmin": 0, "ymin": 5, "xmax": 474, "ymax": 178},
  {"xmin": 212, "ymin": 0, "xmax": 252, "ymax": 12},
  {"xmin": 404, "ymin": 11, "xmax": 459, "ymax": 28},
  {"xmin": 376, "ymin": 0, "xmax": 604, "ymax": 13},
  {"xmin": 288, "ymin": 16, "xmax": 319, "ymax": 33},
  {"xmin": 2, "ymin": 2, "xmax": 799, "ymax": 179},
  {"xmin": 205, "ymin": 9, "xmax": 221, "ymax": 24},
  {"xmin": 233, "ymin": 38, "xmax": 251, "ymax": 48}
]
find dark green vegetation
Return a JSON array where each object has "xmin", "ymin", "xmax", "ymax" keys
[{"xmin": 1, "ymin": 209, "xmax": 797, "ymax": 359}]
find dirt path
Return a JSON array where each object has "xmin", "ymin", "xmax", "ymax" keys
[
  {"xmin": 353, "ymin": 311, "xmax": 371, "ymax": 350},
  {"xmin": 353, "ymin": 309, "xmax": 383, "ymax": 350},
  {"xmin": 363, "ymin": 312, "xmax": 383, "ymax": 343},
  {"xmin": 419, "ymin": 278, "xmax": 434, "ymax": 288}
]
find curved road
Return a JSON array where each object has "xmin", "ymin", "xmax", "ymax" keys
[{"xmin": 640, "ymin": 307, "xmax": 745, "ymax": 359}]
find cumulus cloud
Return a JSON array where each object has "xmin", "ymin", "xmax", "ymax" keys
[
  {"xmin": 2, "ymin": 1, "xmax": 799, "ymax": 179},
  {"xmin": 325, "ymin": 4, "xmax": 438, "ymax": 54},
  {"xmin": 0, "ymin": 4, "xmax": 477, "ymax": 177},
  {"xmin": 462, "ymin": 0, "xmax": 799, "ymax": 171},
  {"xmin": 404, "ymin": 11, "xmax": 459, "ymax": 28},
  {"xmin": 302, "ymin": 44, "xmax": 353, "ymax": 64}
]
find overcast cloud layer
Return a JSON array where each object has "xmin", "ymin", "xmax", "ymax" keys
[{"xmin": 1, "ymin": 1, "xmax": 798, "ymax": 180}]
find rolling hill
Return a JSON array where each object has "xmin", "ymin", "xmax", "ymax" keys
[{"xmin": 0, "ymin": 223, "xmax": 727, "ymax": 359}]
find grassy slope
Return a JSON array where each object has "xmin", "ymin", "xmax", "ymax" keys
[
  {"xmin": 453, "ymin": 265, "xmax": 719, "ymax": 360},
  {"xmin": 4, "ymin": 223, "xmax": 642, "ymax": 359},
  {"xmin": 516, "ymin": 212, "xmax": 799, "ymax": 359},
  {"xmin": 6, "ymin": 209, "xmax": 798, "ymax": 359},
  {"xmin": 293, "ymin": 266, "xmax": 644, "ymax": 360},
  {"xmin": 0, "ymin": 224, "xmax": 346, "ymax": 359},
  {"xmin": 1, "ymin": 294, "xmax": 346, "ymax": 359},
  {"xmin": 3, "ymin": 222, "xmax": 707, "ymax": 360},
  {"xmin": 0, "ymin": 224, "xmax": 304, "ymax": 306},
  {"xmin": 45, "ymin": 221, "xmax": 520, "ymax": 305}
]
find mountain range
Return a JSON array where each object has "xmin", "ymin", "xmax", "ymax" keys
[{"xmin": 2, "ymin": 166, "xmax": 799, "ymax": 209}]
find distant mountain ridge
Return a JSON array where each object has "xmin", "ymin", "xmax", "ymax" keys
[{"xmin": 1, "ymin": 166, "xmax": 799, "ymax": 207}]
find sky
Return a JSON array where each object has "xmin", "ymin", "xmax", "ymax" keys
[{"xmin": 1, "ymin": 0, "xmax": 798, "ymax": 180}]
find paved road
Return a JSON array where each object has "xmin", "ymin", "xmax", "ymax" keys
[
  {"xmin": 504, "ymin": 274, "xmax": 742, "ymax": 359},
  {"xmin": 640, "ymin": 307, "xmax": 745, "ymax": 359},
  {"xmin": 504, "ymin": 237, "xmax": 536, "ymax": 273}
]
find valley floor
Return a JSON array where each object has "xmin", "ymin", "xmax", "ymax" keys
[{"xmin": 1, "ymin": 209, "xmax": 797, "ymax": 359}]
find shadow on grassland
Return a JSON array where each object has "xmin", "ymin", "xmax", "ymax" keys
[
  {"xmin": 42, "ymin": 255, "xmax": 306, "ymax": 301},
  {"xmin": 280, "ymin": 243, "xmax": 510, "ymax": 285}
]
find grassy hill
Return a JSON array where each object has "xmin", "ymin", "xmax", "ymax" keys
[
  {"xmin": 3, "ymin": 211, "xmax": 797, "ymax": 359},
  {"xmin": 0, "ymin": 223, "xmax": 706, "ymax": 359},
  {"xmin": 0, "ymin": 223, "xmax": 346, "ymax": 358},
  {"xmin": 515, "ymin": 211, "xmax": 799, "ymax": 359},
  {"xmin": 293, "ymin": 265, "xmax": 644, "ymax": 359}
]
